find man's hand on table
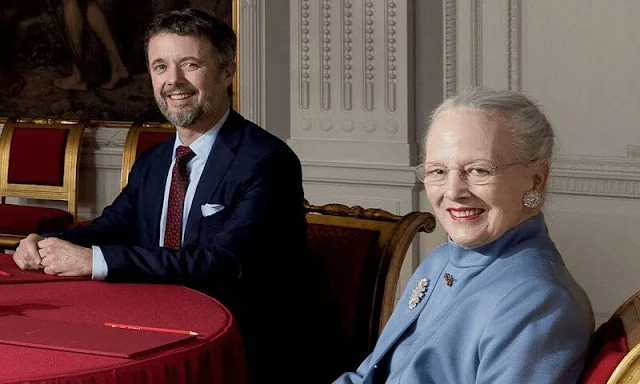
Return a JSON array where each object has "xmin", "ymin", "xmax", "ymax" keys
[
  {"xmin": 13, "ymin": 234, "xmax": 92, "ymax": 277},
  {"xmin": 38, "ymin": 238, "xmax": 92, "ymax": 277},
  {"xmin": 13, "ymin": 233, "xmax": 44, "ymax": 270}
]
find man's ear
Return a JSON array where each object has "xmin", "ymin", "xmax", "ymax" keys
[
  {"xmin": 532, "ymin": 159, "xmax": 550, "ymax": 192},
  {"xmin": 223, "ymin": 62, "xmax": 236, "ymax": 86}
]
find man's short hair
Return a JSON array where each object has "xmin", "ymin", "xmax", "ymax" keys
[{"xmin": 144, "ymin": 8, "xmax": 236, "ymax": 96}]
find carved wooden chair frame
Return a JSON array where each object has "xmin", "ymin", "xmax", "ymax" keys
[
  {"xmin": 607, "ymin": 291, "xmax": 640, "ymax": 383},
  {"xmin": 304, "ymin": 199, "xmax": 436, "ymax": 349}
]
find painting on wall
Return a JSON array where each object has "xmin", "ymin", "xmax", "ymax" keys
[{"xmin": 0, "ymin": 0, "xmax": 235, "ymax": 123}]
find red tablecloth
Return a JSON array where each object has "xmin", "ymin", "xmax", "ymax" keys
[{"xmin": 0, "ymin": 254, "xmax": 247, "ymax": 384}]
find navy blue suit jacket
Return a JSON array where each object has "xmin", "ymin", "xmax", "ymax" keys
[{"xmin": 61, "ymin": 111, "xmax": 324, "ymax": 382}]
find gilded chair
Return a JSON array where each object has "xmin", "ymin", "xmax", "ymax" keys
[
  {"xmin": 66, "ymin": 122, "xmax": 175, "ymax": 230},
  {"xmin": 120, "ymin": 122, "xmax": 175, "ymax": 189},
  {"xmin": 304, "ymin": 199, "xmax": 436, "ymax": 378},
  {"xmin": 580, "ymin": 290, "xmax": 640, "ymax": 383},
  {"xmin": 0, "ymin": 118, "xmax": 86, "ymax": 248}
]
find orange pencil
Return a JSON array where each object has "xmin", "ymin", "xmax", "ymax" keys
[
  {"xmin": 104, "ymin": 322, "xmax": 198, "ymax": 336},
  {"xmin": 0, "ymin": 270, "xmax": 11, "ymax": 277}
]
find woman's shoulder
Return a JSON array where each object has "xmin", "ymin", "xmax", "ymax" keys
[
  {"xmin": 491, "ymin": 247, "xmax": 594, "ymax": 328},
  {"xmin": 497, "ymin": 239, "xmax": 567, "ymax": 278}
]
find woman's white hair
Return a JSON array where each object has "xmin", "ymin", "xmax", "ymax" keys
[{"xmin": 426, "ymin": 87, "xmax": 555, "ymax": 163}]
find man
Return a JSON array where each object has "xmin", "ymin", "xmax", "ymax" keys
[{"xmin": 13, "ymin": 8, "xmax": 326, "ymax": 382}]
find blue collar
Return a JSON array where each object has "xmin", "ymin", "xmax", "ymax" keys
[{"xmin": 447, "ymin": 214, "xmax": 550, "ymax": 268}]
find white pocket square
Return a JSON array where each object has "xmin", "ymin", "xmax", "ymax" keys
[{"xmin": 201, "ymin": 203, "xmax": 225, "ymax": 217}]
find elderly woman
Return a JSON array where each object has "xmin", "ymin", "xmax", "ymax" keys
[{"xmin": 333, "ymin": 87, "xmax": 594, "ymax": 384}]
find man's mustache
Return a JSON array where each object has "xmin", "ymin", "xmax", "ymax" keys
[{"xmin": 161, "ymin": 86, "xmax": 197, "ymax": 97}]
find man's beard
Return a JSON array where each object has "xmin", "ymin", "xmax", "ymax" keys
[
  {"xmin": 156, "ymin": 88, "xmax": 213, "ymax": 127},
  {"xmin": 157, "ymin": 100, "xmax": 204, "ymax": 127}
]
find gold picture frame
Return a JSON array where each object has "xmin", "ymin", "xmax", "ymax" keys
[{"xmin": 0, "ymin": 1, "xmax": 239, "ymax": 125}]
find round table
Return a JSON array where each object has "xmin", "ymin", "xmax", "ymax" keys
[{"xmin": 0, "ymin": 258, "xmax": 247, "ymax": 384}]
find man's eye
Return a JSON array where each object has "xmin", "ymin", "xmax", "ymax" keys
[
  {"xmin": 184, "ymin": 62, "xmax": 199, "ymax": 69},
  {"xmin": 153, "ymin": 64, "xmax": 166, "ymax": 71}
]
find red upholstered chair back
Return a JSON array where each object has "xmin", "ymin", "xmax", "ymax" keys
[
  {"xmin": 304, "ymin": 199, "xmax": 436, "ymax": 377},
  {"xmin": 0, "ymin": 118, "xmax": 86, "ymax": 248},
  {"xmin": 580, "ymin": 290, "xmax": 640, "ymax": 383},
  {"xmin": 0, "ymin": 118, "xmax": 86, "ymax": 218},
  {"xmin": 8, "ymin": 128, "xmax": 68, "ymax": 186},
  {"xmin": 120, "ymin": 123, "xmax": 175, "ymax": 189}
]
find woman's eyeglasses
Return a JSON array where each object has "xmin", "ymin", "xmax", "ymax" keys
[{"xmin": 414, "ymin": 161, "xmax": 522, "ymax": 185}]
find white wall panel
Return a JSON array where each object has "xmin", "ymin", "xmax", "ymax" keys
[
  {"xmin": 521, "ymin": 1, "xmax": 640, "ymax": 158},
  {"xmin": 449, "ymin": 0, "xmax": 640, "ymax": 325},
  {"xmin": 545, "ymin": 195, "xmax": 640, "ymax": 326}
]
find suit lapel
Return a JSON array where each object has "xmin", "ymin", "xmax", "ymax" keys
[
  {"xmin": 183, "ymin": 112, "xmax": 242, "ymax": 245},
  {"xmin": 144, "ymin": 140, "xmax": 173, "ymax": 245}
]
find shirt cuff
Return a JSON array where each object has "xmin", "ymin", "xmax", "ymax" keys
[{"xmin": 91, "ymin": 246, "xmax": 108, "ymax": 280}]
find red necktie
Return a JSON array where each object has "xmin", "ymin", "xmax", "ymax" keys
[{"xmin": 164, "ymin": 145, "xmax": 195, "ymax": 249}]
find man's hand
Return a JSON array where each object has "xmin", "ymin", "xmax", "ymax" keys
[
  {"xmin": 13, "ymin": 233, "xmax": 45, "ymax": 270},
  {"xmin": 37, "ymin": 237, "xmax": 93, "ymax": 277}
]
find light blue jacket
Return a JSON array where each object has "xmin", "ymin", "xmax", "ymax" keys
[{"xmin": 334, "ymin": 214, "xmax": 594, "ymax": 384}]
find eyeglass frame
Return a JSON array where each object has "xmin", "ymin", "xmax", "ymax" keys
[{"xmin": 414, "ymin": 161, "xmax": 524, "ymax": 186}]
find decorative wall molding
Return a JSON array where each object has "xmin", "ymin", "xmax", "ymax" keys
[
  {"xmin": 342, "ymin": 0, "xmax": 354, "ymax": 111},
  {"xmin": 555, "ymin": 156, "xmax": 640, "ymax": 175},
  {"xmin": 447, "ymin": 0, "xmax": 521, "ymax": 93},
  {"xmin": 550, "ymin": 156, "xmax": 640, "ymax": 199},
  {"xmin": 81, "ymin": 127, "xmax": 128, "ymax": 150},
  {"xmin": 80, "ymin": 148, "xmax": 123, "ymax": 170},
  {"xmin": 507, "ymin": 0, "xmax": 521, "ymax": 91},
  {"xmin": 321, "ymin": 0, "xmax": 332, "ymax": 111},
  {"xmin": 385, "ymin": 0, "xmax": 398, "ymax": 112},
  {"xmin": 288, "ymin": 138, "xmax": 412, "ymax": 165},
  {"xmin": 300, "ymin": 0, "xmax": 311, "ymax": 110},
  {"xmin": 290, "ymin": 0, "xmax": 412, "ymax": 165},
  {"xmin": 1, "ymin": 123, "xmax": 638, "ymax": 201},
  {"xmin": 471, "ymin": 0, "xmax": 482, "ymax": 87},
  {"xmin": 364, "ymin": 1, "xmax": 376, "ymax": 112},
  {"xmin": 238, "ymin": 0, "xmax": 266, "ymax": 126},
  {"xmin": 444, "ymin": 0, "xmax": 457, "ymax": 97},
  {"xmin": 302, "ymin": 160, "xmax": 419, "ymax": 188},
  {"xmin": 549, "ymin": 175, "xmax": 640, "ymax": 199},
  {"xmin": 302, "ymin": 157, "xmax": 640, "ymax": 199}
]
